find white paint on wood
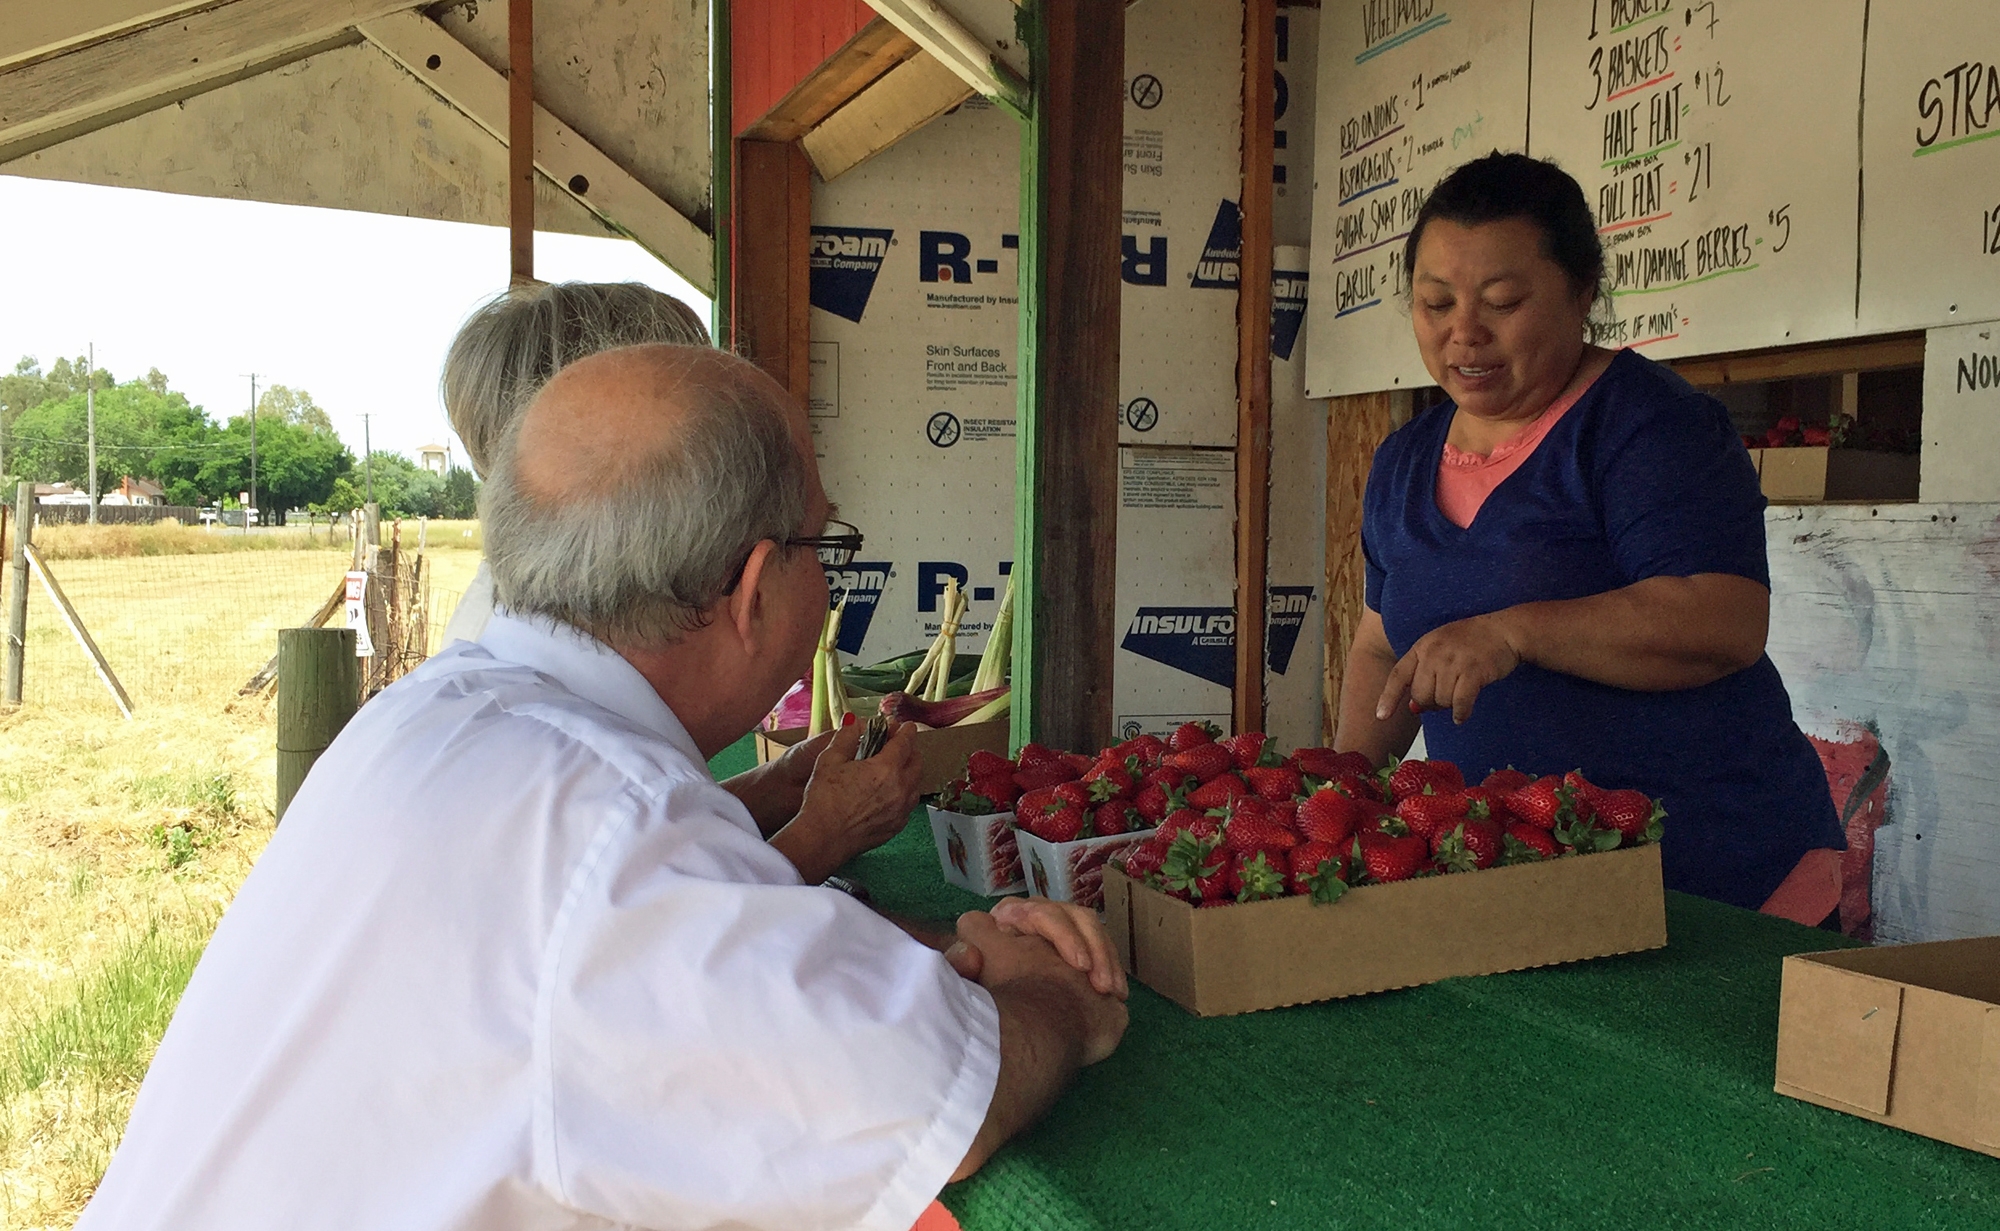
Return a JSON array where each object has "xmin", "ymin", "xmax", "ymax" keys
[
  {"xmin": 1922, "ymin": 320, "xmax": 2000, "ymax": 502},
  {"xmin": 800, "ymin": 53, "xmax": 973, "ymax": 182},
  {"xmin": 1765, "ymin": 502, "xmax": 2000, "ymax": 943},
  {"xmin": 2, "ymin": 41, "xmax": 608, "ymax": 240},
  {"xmin": 0, "ymin": 0, "xmax": 418, "ymax": 163},
  {"xmin": 866, "ymin": 0, "xmax": 1027, "ymax": 106},
  {"xmin": 359, "ymin": 10, "xmax": 711, "ymax": 291}
]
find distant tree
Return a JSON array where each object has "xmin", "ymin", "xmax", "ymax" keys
[
  {"xmin": 256, "ymin": 384, "xmax": 336, "ymax": 435},
  {"xmin": 355, "ymin": 450, "xmax": 425, "ymax": 518},
  {"xmin": 178, "ymin": 415, "xmax": 352, "ymax": 523},
  {"xmin": 143, "ymin": 367, "xmax": 171, "ymax": 394},
  {"xmin": 442, "ymin": 466, "xmax": 479, "ymax": 518},
  {"xmin": 311, "ymin": 476, "xmax": 364, "ymax": 517},
  {"xmin": 9, "ymin": 379, "xmax": 213, "ymax": 495}
]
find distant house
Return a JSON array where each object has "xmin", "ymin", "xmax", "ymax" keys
[
  {"xmin": 118, "ymin": 477, "xmax": 166, "ymax": 505},
  {"xmin": 34, "ymin": 482, "xmax": 88, "ymax": 505},
  {"xmin": 417, "ymin": 443, "xmax": 450, "ymax": 475}
]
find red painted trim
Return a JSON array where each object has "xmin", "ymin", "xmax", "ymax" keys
[{"xmin": 731, "ymin": 0, "xmax": 877, "ymax": 135}]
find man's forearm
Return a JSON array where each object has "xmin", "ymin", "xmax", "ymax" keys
[
  {"xmin": 721, "ymin": 761, "xmax": 804, "ymax": 838},
  {"xmin": 950, "ymin": 977, "xmax": 1088, "ymax": 1182}
]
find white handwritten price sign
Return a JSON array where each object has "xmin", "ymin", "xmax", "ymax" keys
[
  {"xmin": 1859, "ymin": 0, "xmax": 2000, "ymax": 332},
  {"xmin": 1527, "ymin": 0, "xmax": 1864, "ymax": 359},
  {"xmin": 1305, "ymin": 1, "xmax": 1532, "ymax": 398}
]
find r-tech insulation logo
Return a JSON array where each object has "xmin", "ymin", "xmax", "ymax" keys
[
  {"xmin": 918, "ymin": 231, "xmax": 1019, "ymax": 283},
  {"xmin": 1189, "ymin": 200, "xmax": 1242, "ymax": 290},
  {"xmin": 1271, "ymin": 268, "xmax": 1309, "ymax": 361},
  {"xmin": 809, "ymin": 227, "xmax": 893, "ymax": 323},
  {"xmin": 824, "ymin": 560, "xmax": 892, "ymax": 654},
  {"xmin": 1120, "ymin": 587, "xmax": 1318, "ymax": 686}
]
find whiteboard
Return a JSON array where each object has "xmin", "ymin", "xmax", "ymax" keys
[
  {"xmin": 1527, "ymin": 0, "xmax": 1863, "ymax": 358},
  {"xmin": 1859, "ymin": 1, "xmax": 2000, "ymax": 332},
  {"xmin": 1304, "ymin": 0, "xmax": 1532, "ymax": 398}
]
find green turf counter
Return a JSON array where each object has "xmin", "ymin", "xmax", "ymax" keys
[{"xmin": 838, "ymin": 815, "xmax": 2000, "ymax": 1231}]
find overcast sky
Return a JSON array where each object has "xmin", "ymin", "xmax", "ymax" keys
[{"xmin": 0, "ymin": 175, "xmax": 709, "ymax": 466}]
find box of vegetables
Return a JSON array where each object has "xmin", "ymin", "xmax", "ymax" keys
[{"xmin": 757, "ymin": 577, "xmax": 1013, "ymax": 795}]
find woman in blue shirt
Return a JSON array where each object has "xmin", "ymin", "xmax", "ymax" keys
[{"xmin": 1333, "ymin": 153, "xmax": 1842, "ymax": 913}]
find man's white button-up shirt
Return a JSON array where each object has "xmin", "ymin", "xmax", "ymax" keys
[{"xmin": 80, "ymin": 613, "xmax": 1001, "ymax": 1231}]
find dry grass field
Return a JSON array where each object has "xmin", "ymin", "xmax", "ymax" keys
[{"xmin": 0, "ymin": 522, "xmax": 482, "ymax": 1228}]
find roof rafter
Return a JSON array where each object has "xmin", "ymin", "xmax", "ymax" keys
[
  {"xmin": 0, "ymin": 1, "xmax": 212, "ymax": 72},
  {"xmin": 359, "ymin": 10, "xmax": 713, "ymax": 293}
]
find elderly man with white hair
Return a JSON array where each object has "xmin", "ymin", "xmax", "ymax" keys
[{"xmin": 79, "ymin": 345, "xmax": 1129, "ymax": 1231}]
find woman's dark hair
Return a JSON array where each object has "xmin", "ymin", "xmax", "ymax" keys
[{"xmin": 1403, "ymin": 152, "xmax": 1603, "ymax": 299}]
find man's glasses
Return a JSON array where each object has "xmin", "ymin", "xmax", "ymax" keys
[{"xmin": 788, "ymin": 519, "xmax": 863, "ymax": 568}]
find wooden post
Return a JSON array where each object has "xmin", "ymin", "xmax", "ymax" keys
[
  {"xmin": 276, "ymin": 627, "xmax": 360, "ymax": 821},
  {"xmin": 733, "ymin": 138, "xmax": 813, "ymax": 405},
  {"xmin": 508, "ymin": 0, "xmax": 534, "ymax": 283},
  {"xmin": 4, "ymin": 480, "xmax": 29, "ymax": 706},
  {"xmin": 1322, "ymin": 392, "xmax": 1398, "ymax": 741},
  {"xmin": 1233, "ymin": 0, "xmax": 1277, "ymax": 736},
  {"xmin": 362, "ymin": 502, "xmax": 381, "ymax": 559},
  {"xmin": 23, "ymin": 542, "xmax": 134, "ymax": 718},
  {"xmin": 1012, "ymin": 0, "xmax": 1124, "ymax": 753}
]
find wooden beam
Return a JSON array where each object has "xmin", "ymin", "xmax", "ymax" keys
[
  {"xmin": 0, "ymin": 0, "xmax": 407, "ymax": 165},
  {"xmin": 0, "ymin": 1, "xmax": 210, "ymax": 71},
  {"xmin": 799, "ymin": 52, "xmax": 973, "ymax": 181},
  {"xmin": 24, "ymin": 542, "xmax": 134, "ymax": 718},
  {"xmin": 508, "ymin": 0, "xmax": 533, "ymax": 283},
  {"xmin": 739, "ymin": 18, "xmax": 921, "ymax": 142},
  {"xmin": 1322, "ymin": 392, "xmax": 1396, "ymax": 744},
  {"xmin": 733, "ymin": 138, "xmax": 813, "ymax": 406},
  {"xmin": 1232, "ymin": 0, "xmax": 1276, "ymax": 737},
  {"xmin": 867, "ymin": 0, "xmax": 1027, "ymax": 111},
  {"xmin": 1013, "ymin": 0, "xmax": 1122, "ymax": 752},
  {"xmin": 359, "ymin": 11, "xmax": 714, "ymax": 293},
  {"xmin": 1668, "ymin": 332, "xmax": 1925, "ymax": 388}
]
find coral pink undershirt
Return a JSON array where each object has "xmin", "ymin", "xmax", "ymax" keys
[{"xmin": 1435, "ymin": 373, "xmax": 1600, "ymax": 529}]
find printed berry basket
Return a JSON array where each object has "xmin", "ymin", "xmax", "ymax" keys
[
  {"xmin": 926, "ymin": 805, "xmax": 1024, "ymax": 896},
  {"xmin": 1014, "ymin": 827, "xmax": 1157, "ymax": 911}
]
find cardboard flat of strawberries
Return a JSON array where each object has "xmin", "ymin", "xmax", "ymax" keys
[{"xmin": 839, "ymin": 815, "xmax": 2000, "ymax": 1231}]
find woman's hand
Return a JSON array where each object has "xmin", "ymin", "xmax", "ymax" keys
[
  {"xmin": 1376, "ymin": 611, "xmax": 1525, "ymax": 725},
  {"xmin": 769, "ymin": 718, "xmax": 923, "ymax": 883}
]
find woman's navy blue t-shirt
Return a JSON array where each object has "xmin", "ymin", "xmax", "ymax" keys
[{"xmin": 1361, "ymin": 348, "xmax": 1841, "ymax": 909}]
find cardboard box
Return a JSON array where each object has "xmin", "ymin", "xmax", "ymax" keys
[
  {"xmin": 1774, "ymin": 938, "xmax": 2000, "ymax": 1159},
  {"xmin": 1759, "ymin": 447, "xmax": 1921, "ymax": 503},
  {"xmin": 755, "ymin": 719, "xmax": 1010, "ymax": 797},
  {"xmin": 1102, "ymin": 844, "xmax": 1667, "ymax": 1017},
  {"xmin": 925, "ymin": 805, "xmax": 1023, "ymax": 896},
  {"xmin": 1015, "ymin": 827, "xmax": 1157, "ymax": 912}
]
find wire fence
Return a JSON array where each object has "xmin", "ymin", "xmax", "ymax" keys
[{"xmin": 1, "ymin": 546, "xmax": 483, "ymax": 717}]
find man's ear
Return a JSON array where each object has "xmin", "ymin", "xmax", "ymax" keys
[{"xmin": 727, "ymin": 539, "xmax": 779, "ymax": 648}]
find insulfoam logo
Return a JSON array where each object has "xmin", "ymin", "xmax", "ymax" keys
[
  {"xmin": 825, "ymin": 561, "xmax": 893, "ymax": 654},
  {"xmin": 1190, "ymin": 200, "xmax": 1242, "ymax": 290},
  {"xmin": 810, "ymin": 226, "xmax": 893, "ymax": 323},
  {"xmin": 1121, "ymin": 587, "xmax": 1319, "ymax": 686},
  {"xmin": 1271, "ymin": 269, "xmax": 1310, "ymax": 361},
  {"xmin": 919, "ymin": 231, "xmax": 1019, "ymax": 283}
]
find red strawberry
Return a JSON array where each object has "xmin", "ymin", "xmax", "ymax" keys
[
  {"xmin": 1113, "ymin": 734, "xmax": 1168, "ymax": 765},
  {"xmin": 1396, "ymin": 791, "xmax": 1471, "ymax": 843},
  {"xmin": 1013, "ymin": 760, "xmax": 1081, "ymax": 792},
  {"xmin": 1116, "ymin": 840, "xmax": 1168, "ymax": 884},
  {"xmin": 1165, "ymin": 742, "xmax": 1236, "ymax": 784},
  {"xmin": 1502, "ymin": 823, "xmax": 1560, "ymax": 863},
  {"xmin": 1158, "ymin": 832, "xmax": 1224, "ymax": 900},
  {"xmin": 1133, "ymin": 783, "xmax": 1170, "ymax": 823},
  {"xmin": 1037, "ymin": 803, "xmax": 1086, "ymax": 843},
  {"xmin": 1225, "ymin": 814, "xmax": 1300, "ymax": 855},
  {"xmin": 1431, "ymin": 818, "xmax": 1503, "ymax": 872},
  {"xmin": 1354, "ymin": 831, "xmax": 1431, "ymax": 883},
  {"xmin": 1157, "ymin": 807, "xmax": 1219, "ymax": 845},
  {"xmin": 1553, "ymin": 806, "xmax": 1621, "ymax": 855},
  {"xmin": 1244, "ymin": 765, "xmax": 1304, "ymax": 803},
  {"xmin": 1288, "ymin": 841, "xmax": 1349, "ymax": 903},
  {"xmin": 1093, "ymin": 800, "xmax": 1140, "ymax": 836},
  {"xmin": 1227, "ymin": 850, "xmax": 1290, "ymax": 902},
  {"xmin": 1562, "ymin": 770, "xmax": 1605, "ymax": 821},
  {"xmin": 1270, "ymin": 799, "xmax": 1300, "ymax": 830},
  {"xmin": 1015, "ymin": 787, "xmax": 1056, "ymax": 820},
  {"xmin": 1220, "ymin": 731, "xmax": 1271, "ymax": 771},
  {"xmin": 1016, "ymin": 742, "xmax": 1063, "ymax": 768},
  {"xmin": 1482, "ymin": 767, "xmax": 1533, "ymax": 794},
  {"xmin": 1186, "ymin": 774, "xmax": 1249, "ymax": 811},
  {"xmin": 1592, "ymin": 789, "xmax": 1666, "ymax": 844},
  {"xmin": 1168, "ymin": 720, "xmax": 1222, "ymax": 752},
  {"xmin": 967, "ymin": 750, "xmax": 1014, "ymax": 779},
  {"xmin": 969, "ymin": 774, "xmax": 1020, "ymax": 807},
  {"xmin": 1328, "ymin": 772, "xmax": 1386, "ymax": 803},
  {"xmin": 1081, "ymin": 758, "xmax": 1136, "ymax": 801},
  {"xmin": 1506, "ymin": 776, "xmax": 1568, "ymax": 829},
  {"xmin": 1292, "ymin": 748, "xmax": 1375, "ymax": 781},
  {"xmin": 1060, "ymin": 752, "xmax": 1095, "ymax": 775},
  {"xmin": 1296, "ymin": 788, "xmax": 1369, "ymax": 848},
  {"xmin": 1052, "ymin": 780, "xmax": 1093, "ymax": 810}
]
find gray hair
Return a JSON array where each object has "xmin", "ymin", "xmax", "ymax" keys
[
  {"xmin": 442, "ymin": 281, "xmax": 710, "ymax": 476},
  {"xmin": 479, "ymin": 347, "xmax": 809, "ymax": 647}
]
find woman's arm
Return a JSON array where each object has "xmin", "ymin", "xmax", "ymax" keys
[
  {"xmin": 1377, "ymin": 572, "xmax": 1769, "ymax": 724},
  {"xmin": 1333, "ymin": 607, "xmax": 1423, "ymax": 765}
]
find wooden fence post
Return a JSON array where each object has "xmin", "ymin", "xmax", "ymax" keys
[
  {"xmin": 5, "ymin": 481, "xmax": 30, "ymax": 706},
  {"xmin": 276, "ymin": 627, "xmax": 360, "ymax": 821}
]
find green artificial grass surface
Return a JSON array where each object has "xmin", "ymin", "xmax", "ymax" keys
[
  {"xmin": 708, "ymin": 732, "xmax": 760, "ymax": 781},
  {"xmin": 841, "ymin": 814, "xmax": 2000, "ymax": 1230}
]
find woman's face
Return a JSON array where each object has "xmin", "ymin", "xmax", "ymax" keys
[{"xmin": 1409, "ymin": 217, "xmax": 1597, "ymax": 422}]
